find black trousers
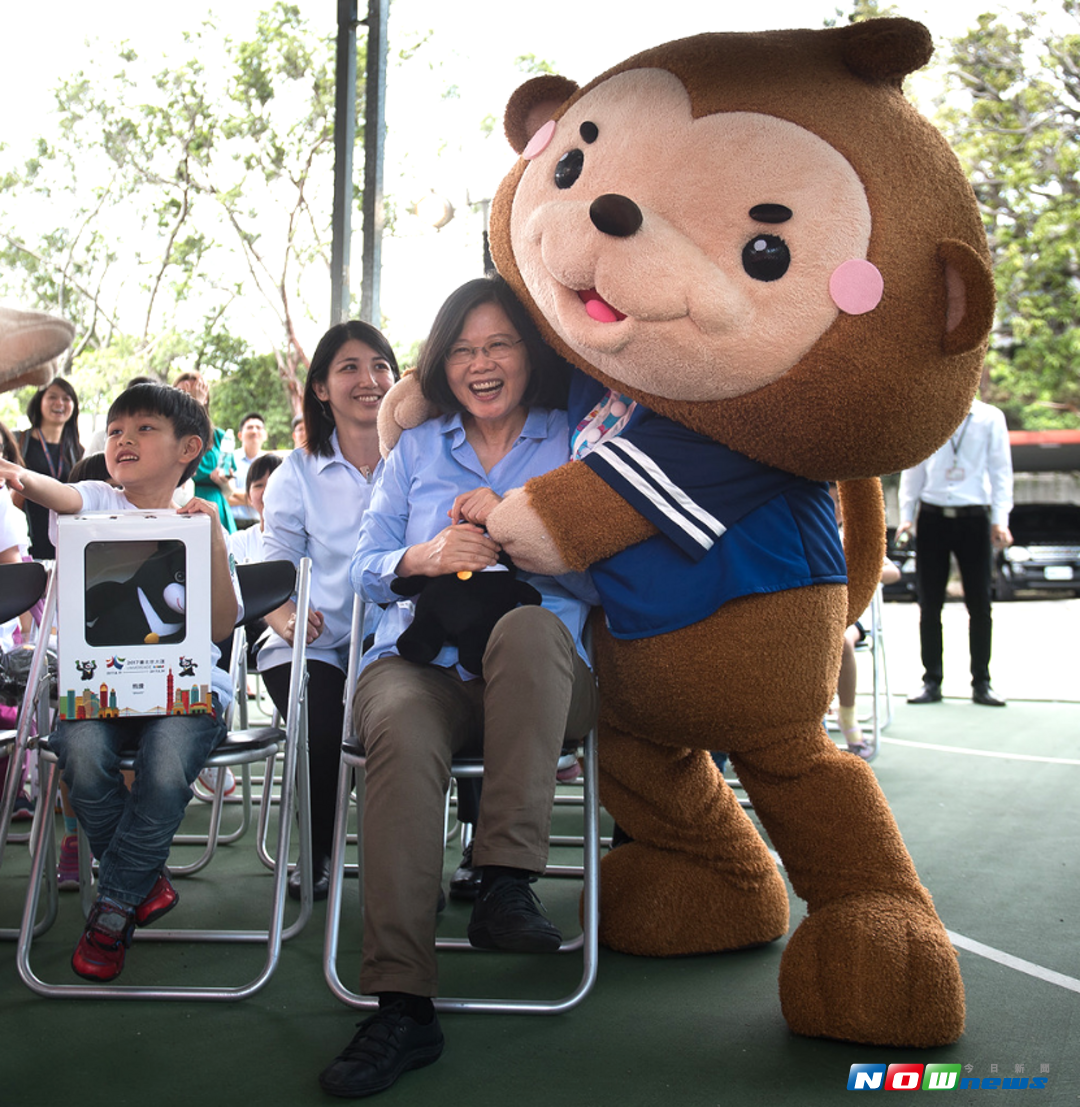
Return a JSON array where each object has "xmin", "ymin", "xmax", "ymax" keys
[
  {"xmin": 261, "ymin": 659, "xmax": 345, "ymax": 860},
  {"xmin": 914, "ymin": 505, "xmax": 994, "ymax": 685}
]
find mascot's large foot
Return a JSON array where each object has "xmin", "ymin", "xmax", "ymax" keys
[
  {"xmin": 599, "ymin": 841, "xmax": 789, "ymax": 956},
  {"xmin": 779, "ymin": 893, "xmax": 964, "ymax": 1047}
]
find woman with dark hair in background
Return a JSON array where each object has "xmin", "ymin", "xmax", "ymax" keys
[
  {"xmin": 16, "ymin": 377, "xmax": 84, "ymax": 558},
  {"xmin": 173, "ymin": 370, "xmax": 237, "ymax": 534},
  {"xmin": 258, "ymin": 320, "xmax": 397, "ymax": 900}
]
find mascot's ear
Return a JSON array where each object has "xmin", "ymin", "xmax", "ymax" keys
[
  {"xmin": 504, "ymin": 74, "xmax": 580, "ymax": 155},
  {"xmin": 840, "ymin": 17, "xmax": 933, "ymax": 84},
  {"xmin": 938, "ymin": 239, "xmax": 997, "ymax": 355}
]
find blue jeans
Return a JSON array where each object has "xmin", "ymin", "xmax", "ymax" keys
[{"xmin": 50, "ymin": 700, "xmax": 226, "ymax": 906}]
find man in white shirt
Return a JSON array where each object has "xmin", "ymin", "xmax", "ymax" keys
[
  {"xmin": 897, "ymin": 399, "xmax": 1013, "ymax": 706},
  {"xmin": 231, "ymin": 413, "xmax": 267, "ymax": 527}
]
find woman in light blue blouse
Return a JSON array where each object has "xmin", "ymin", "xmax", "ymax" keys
[
  {"xmin": 319, "ymin": 278, "xmax": 597, "ymax": 1098},
  {"xmin": 260, "ymin": 320, "xmax": 396, "ymax": 901}
]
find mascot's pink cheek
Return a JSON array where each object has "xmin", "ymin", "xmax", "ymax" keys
[
  {"xmin": 523, "ymin": 120, "xmax": 556, "ymax": 160},
  {"xmin": 829, "ymin": 259, "xmax": 884, "ymax": 315}
]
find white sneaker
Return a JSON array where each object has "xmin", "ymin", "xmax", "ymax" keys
[{"xmin": 195, "ymin": 766, "xmax": 236, "ymax": 797}]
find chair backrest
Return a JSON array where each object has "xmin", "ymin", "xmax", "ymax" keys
[
  {"xmin": 235, "ymin": 559, "xmax": 297, "ymax": 624},
  {"xmin": 0, "ymin": 561, "xmax": 48, "ymax": 625}
]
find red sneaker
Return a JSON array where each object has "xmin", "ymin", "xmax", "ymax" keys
[
  {"xmin": 71, "ymin": 899, "xmax": 136, "ymax": 982},
  {"xmin": 135, "ymin": 870, "xmax": 179, "ymax": 927}
]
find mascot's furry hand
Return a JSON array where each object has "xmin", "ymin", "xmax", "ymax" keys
[
  {"xmin": 0, "ymin": 306, "xmax": 75, "ymax": 393},
  {"xmin": 486, "ymin": 489, "xmax": 572, "ymax": 576},
  {"xmin": 390, "ymin": 551, "xmax": 542, "ymax": 675},
  {"xmin": 377, "ymin": 372, "xmax": 437, "ymax": 458}
]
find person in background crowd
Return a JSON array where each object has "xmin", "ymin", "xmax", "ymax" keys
[
  {"xmin": 897, "ymin": 398, "xmax": 1013, "ymax": 707},
  {"xmin": 230, "ymin": 412, "xmax": 268, "ymax": 527},
  {"xmin": 13, "ymin": 377, "xmax": 84, "ymax": 558},
  {"xmin": 173, "ymin": 371, "xmax": 237, "ymax": 534}
]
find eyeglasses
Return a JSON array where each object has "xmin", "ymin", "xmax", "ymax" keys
[{"xmin": 445, "ymin": 337, "xmax": 523, "ymax": 366}]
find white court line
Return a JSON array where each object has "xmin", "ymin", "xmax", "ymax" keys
[
  {"xmin": 880, "ymin": 736, "xmax": 1080, "ymax": 766},
  {"xmin": 765, "ymin": 851, "xmax": 1080, "ymax": 995},
  {"xmin": 946, "ymin": 931, "xmax": 1080, "ymax": 995}
]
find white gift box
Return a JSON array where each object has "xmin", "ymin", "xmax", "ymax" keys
[{"xmin": 56, "ymin": 511, "xmax": 213, "ymax": 720}]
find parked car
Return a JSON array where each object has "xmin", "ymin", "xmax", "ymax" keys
[
  {"xmin": 995, "ymin": 502, "xmax": 1080, "ymax": 600},
  {"xmin": 884, "ymin": 526, "xmax": 918, "ymax": 601}
]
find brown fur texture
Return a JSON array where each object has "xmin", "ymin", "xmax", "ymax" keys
[
  {"xmin": 486, "ymin": 20, "xmax": 989, "ymax": 1048},
  {"xmin": 0, "ymin": 306, "xmax": 74, "ymax": 394}
]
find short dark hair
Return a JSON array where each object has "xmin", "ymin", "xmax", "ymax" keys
[
  {"xmin": 239, "ymin": 412, "xmax": 266, "ymax": 429},
  {"xmin": 69, "ymin": 451, "xmax": 112, "ymax": 483},
  {"xmin": 246, "ymin": 451, "xmax": 282, "ymax": 492},
  {"xmin": 302, "ymin": 320, "xmax": 399, "ymax": 458},
  {"xmin": 106, "ymin": 383, "xmax": 211, "ymax": 486},
  {"xmin": 416, "ymin": 275, "xmax": 570, "ymax": 416},
  {"xmin": 26, "ymin": 376, "xmax": 84, "ymax": 466},
  {"xmin": 0, "ymin": 419, "xmax": 23, "ymax": 466}
]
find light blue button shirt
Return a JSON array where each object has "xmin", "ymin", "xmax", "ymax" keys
[
  {"xmin": 350, "ymin": 407, "xmax": 596, "ymax": 676},
  {"xmin": 260, "ymin": 432, "xmax": 380, "ymax": 674}
]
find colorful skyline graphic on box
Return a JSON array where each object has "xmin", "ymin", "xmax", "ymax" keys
[{"xmin": 59, "ymin": 668, "xmax": 215, "ymax": 720}]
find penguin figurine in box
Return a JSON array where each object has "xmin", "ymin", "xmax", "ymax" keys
[{"xmin": 85, "ymin": 540, "xmax": 187, "ymax": 647}]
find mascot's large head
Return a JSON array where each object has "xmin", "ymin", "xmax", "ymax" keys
[{"xmin": 490, "ymin": 19, "xmax": 995, "ymax": 479}]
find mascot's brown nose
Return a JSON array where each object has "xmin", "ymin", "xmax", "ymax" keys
[{"xmin": 590, "ymin": 194, "xmax": 643, "ymax": 238}]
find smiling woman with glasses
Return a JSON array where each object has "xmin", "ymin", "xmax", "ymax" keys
[
  {"xmin": 321, "ymin": 277, "xmax": 596, "ymax": 1098},
  {"xmin": 444, "ymin": 336, "xmax": 524, "ymax": 366}
]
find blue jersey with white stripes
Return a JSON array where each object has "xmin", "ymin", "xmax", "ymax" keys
[{"xmin": 568, "ymin": 374, "xmax": 847, "ymax": 639}]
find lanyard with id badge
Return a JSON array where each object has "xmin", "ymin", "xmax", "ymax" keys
[{"xmin": 945, "ymin": 413, "xmax": 972, "ymax": 482}]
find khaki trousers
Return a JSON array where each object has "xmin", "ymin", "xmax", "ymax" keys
[{"xmin": 353, "ymin": 605, "xmax": 597, "ymax": 997}]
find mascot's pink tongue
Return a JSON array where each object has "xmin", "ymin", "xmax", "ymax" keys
[{"xmin": 579, "ymin": 288, "xmax": 626, "ymax": 323}]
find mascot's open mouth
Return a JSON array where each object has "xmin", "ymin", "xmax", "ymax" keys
[{"xmin": 578, "ymin": 288, "xmax": 626, "ymax": 324}]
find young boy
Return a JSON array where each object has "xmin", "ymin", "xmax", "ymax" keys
[{"xmin": 0, "ymin": 383, "xmax": 241, "ymax": 981}]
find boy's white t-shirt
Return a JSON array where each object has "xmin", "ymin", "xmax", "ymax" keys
[{"xmin": 51, "ymin": 481, "xmax": 244, "ymax": 713}]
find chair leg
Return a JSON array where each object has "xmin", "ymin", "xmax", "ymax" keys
[
  {"xmin": 1, "ymin": 754, "xmax": 59, "ymax": 941},
  {"xmin": 322, "ymin": 731, "xmax": 601, "ymax": 1014}
]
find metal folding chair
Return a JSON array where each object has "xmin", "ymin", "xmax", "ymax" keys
[
  {"xmin": 1, "ymin": 560, "xmax": 57, "ymax": 940},
  {"xmin": 16, "ymin": 557, "xmax": 314, "ymax": 1000},
  {"xmin": 822, "ymin": 584, "xmax": 892, "ymax": 762},
  {"xmin": 322, "ymin": 594, "xmax": 600, "ymax": 1014}
]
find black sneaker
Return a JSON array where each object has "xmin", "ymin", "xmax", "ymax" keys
[
  {"xmin": 318, "ymin": 1003, "xmax": 444, "ymax": 1098},
  {"xmin": 467, "ymin": 874, "xmax": 562, "ymax": 953},
  {"xmin": 449, "ymin": 841, "xmax": 482, "ymax": 901}
]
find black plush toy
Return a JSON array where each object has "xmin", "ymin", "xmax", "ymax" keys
[
  {"xmin": 390, "ymin": 552, "xmax": 541, "ymax": 675},
  {"xmin": 85, "ymin": 541, "xmax": 187, "ymax": 647}
]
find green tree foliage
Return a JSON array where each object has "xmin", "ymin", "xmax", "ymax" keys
[
  {"xmin": 209, "ymin": 352, "xmax": 297, "ymax": 451},
  {"xmin": 0, "ymin": 3, "xmax": 367, "ymax": 420},
  {"xmin": 935, "ymin": 4, "xmax": 1080, "ymax": 429}
]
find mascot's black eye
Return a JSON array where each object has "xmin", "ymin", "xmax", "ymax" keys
[
  {"xmin": 742, "ymin": 235, "xmax": 790, "ymax": 282},
  {"xmin": 175, "ymin": 571, "xmax": 185, "ymax": 583},
  {"xmin": 555, "ymin": 148, "xmax": 584, "ymax": 189},
  {"xmin": 579, "ymin": 121, "xmax": 598, "ymax": 144}
]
